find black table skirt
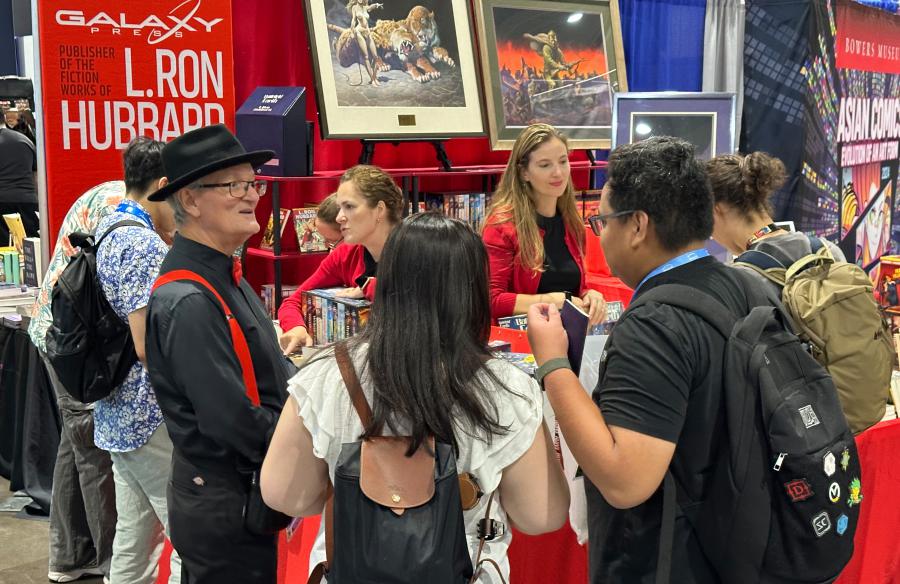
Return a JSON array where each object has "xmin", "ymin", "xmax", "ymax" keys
[{"xmin": 0, "ymin": 326, "xmax": 60, "ymax": 514}]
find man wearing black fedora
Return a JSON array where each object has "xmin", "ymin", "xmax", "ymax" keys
[{"xmin": 144, "ymin": 124, "xmax": 294, "ymax": 583}]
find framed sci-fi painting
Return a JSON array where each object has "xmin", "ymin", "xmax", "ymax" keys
[
  {"xmin": 473, "ymin": 0, "xmax": 627, "ymax": 150},
  {"xmin": 305, "ymin": 0, "xmax": 485, "ymax": 139}
]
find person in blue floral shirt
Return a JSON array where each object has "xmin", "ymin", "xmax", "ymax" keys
[{"xmin": 93, "ymin": 137, "xmax": 181, "ymax": 584}]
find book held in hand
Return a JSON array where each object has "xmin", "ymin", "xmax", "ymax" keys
[{"xmin": 560, "ymin": 299, "xmax": 590, "ymax": 376}]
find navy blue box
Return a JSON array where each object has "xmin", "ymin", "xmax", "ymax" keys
[{"xmin": 236, "ymin": 87, "xmax": 310, "ymax": 177}]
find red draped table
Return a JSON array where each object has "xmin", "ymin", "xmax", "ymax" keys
[{"xmin": 835, "ymin": 418, "xmax": 900, "ymax": 584}]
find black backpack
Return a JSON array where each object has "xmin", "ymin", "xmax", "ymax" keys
[
  {"xmin": 627, "ymin": 277, "xmax": 860, "ymax": 584},
  {"xmin": 318, "ymin": 342, "xmax": 474, "ymax": 584},
  {"xmin": 45, "ymin": 220, "xmax": 145, "ymax": 403}
]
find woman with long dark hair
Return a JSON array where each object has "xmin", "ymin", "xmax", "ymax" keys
[{"xmin": 261, "ymin": 212, "xmax": 569, "ymax": 582}]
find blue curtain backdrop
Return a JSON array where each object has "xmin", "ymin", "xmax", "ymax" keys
[
  {"xmin": 617, "ymin": 0, "xmax": 707, "ymax": 92},
  {"xmin": 854, "ymin": 0, "xmax": 899, "ymax": 13},
  {"xmin": 593, "ymin": 0, "xmax": 707, "ymax": 185}
]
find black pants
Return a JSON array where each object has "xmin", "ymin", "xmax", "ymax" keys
[
  {"xmin": 0, "ymin": 202, "xmax": 39, "ymax": 244},
  {"xmin": 168, "ymin": 452, "xmax": 277, "ymax": 584}
]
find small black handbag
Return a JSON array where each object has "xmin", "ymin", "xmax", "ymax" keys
[{"xmin": 244, "ymin": 469, "xmax": 293, "ymax": 535}]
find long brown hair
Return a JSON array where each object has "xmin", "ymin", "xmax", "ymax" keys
[{"xmin": 485, "ymin": 123, "xmax": 584, "ymax": 272}]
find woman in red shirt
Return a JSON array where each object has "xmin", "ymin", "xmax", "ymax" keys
[
  {"xmin": 278, "ymin": 165, "xmax": 403, "ymax": 353},
  {"xmin": 483, "ymin": 123, "xmax": 606, "ymax": 324}
]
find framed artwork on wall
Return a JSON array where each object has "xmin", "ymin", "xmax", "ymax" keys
[
  {"xmin": 305, "ymin": 0, "xmax": 485, "ymax": 139},
  {"xmin": 473, "ymin": 0, "xmax": 628, "ymax": 150},
  {"xmin": 611, "ymin": 92, "xmax": 737, "ymax": 161}
]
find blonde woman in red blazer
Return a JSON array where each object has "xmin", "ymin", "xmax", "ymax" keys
[
  {"xmin": 483, "ymin": 123, "xmax": 607, "ymax": 324},
  {"xmin": 278, "ymin": 165, "xmax": 403, "ymax": 354}
]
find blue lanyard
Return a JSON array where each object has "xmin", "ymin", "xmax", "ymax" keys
[
  {"xmin": 634, "ymin": 248, "xmax": 711, "ymax": 293},
  {"xmin": 115, "ymin": 200, "xmax": 153, "ymax": 229}
]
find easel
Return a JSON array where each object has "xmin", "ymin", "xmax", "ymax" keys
[{"xmin": 358, "ymin": 138, "xmax": 454, "ymax": 171}]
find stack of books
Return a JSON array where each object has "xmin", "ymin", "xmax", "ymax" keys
[
  {"xmin": 0, "ymin": 284, "xmax": 37, "ymax": 323},
  {"xmin": 421, "ymin": 193, "xmax": 489, "ymax": 232},
  {"xmin": 301, "ymin": 288, "xmax": 371, "ymax": 346},
  {"xmin": 0, "ymin": 248, "xmax": 22, "ymax": 285},
  {"xmin": 260, "ymin": 284, "xmax": 300, "ymax": 318}
]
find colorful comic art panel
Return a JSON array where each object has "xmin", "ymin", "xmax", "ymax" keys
[
  {"xmin": 492, "ymin": 6, "xmax": 611, "ymax": 129},
  {"xmin": 854, "ymin": 181, "xmax": 893, "ymax": 270}
]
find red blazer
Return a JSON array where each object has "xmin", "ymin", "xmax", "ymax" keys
[
  {"xmin": 482, "ymin": 217, "xmax": 586, "ymax": 319},
  {"xmin": 277, "ymin": 243, "xmax": 376, "ymax": 331}
]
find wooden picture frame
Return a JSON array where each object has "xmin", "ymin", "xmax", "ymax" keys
[
  {"xmin": 473, "ymin": 0, "xmax": 628, "ymax": 150},
  {"xmin": 305, "ymin": 0, "xmax": 485, "ymax": 139}
]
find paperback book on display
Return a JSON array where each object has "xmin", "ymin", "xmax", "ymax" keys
[
  {"xmin": 301, "ymin": 288, "xmax": 371, "ymax": 346},
  {"xmin": 22, "ymin": 237, "xmax": 42, "ymax": 288},
  {"xmin": 260, "ymin": 284, "xmax": 300, "ymax": 319},
  {"xmin": 423, "ymin": 192, "xmax": 488, "ymax": 232},
  {"xmin": 293, "ymin": 207, "xmax": 329, "ymax": 253},
  {"xmin": 260, "ymin": 208, "xmax": 292, "ymax": 250},
  {"xmin": 0, "ymin": 249, "xmax": 21, "ymax": 285}
]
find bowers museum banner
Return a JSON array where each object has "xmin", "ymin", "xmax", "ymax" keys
[
  {"xmin": 37, "ymin": 0, "xmax": 235, "ymax": 239},
  {"xmin": 742, "ymin": 0, "xmax": 900, "ymax": 286}
]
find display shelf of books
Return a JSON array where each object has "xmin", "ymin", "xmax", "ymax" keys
[{"xmin": 251, "ymin": 160, "xmax": 608, "ymax": 311}]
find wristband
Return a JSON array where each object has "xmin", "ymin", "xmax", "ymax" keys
[{"xmin": 534, "ymin": 357, "xmax": 572, "ymax": 389}]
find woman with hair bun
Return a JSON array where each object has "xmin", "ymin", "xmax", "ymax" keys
[
  {"xmin": 277, "ymin": 165, "xmax": 404, "ymax": 354},
  {"xmin": 707, "ymin": 152, "xmax": 845, "ymax": 286}
]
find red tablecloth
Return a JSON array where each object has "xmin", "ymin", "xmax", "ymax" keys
[{"xmin": 835, "ymin": 418, "xmax": 900, "ymax": 584}]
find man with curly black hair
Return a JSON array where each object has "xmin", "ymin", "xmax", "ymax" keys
[{"xmin": 527, "ymin": 136, "xmax": 773, "ymax": 583}]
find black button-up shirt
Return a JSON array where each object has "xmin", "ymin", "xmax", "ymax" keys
[{"xmin": 146, "ymin": 234, "xmax": 293, "ymax": 473}]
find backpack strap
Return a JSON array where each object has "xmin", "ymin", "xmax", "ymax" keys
[
  {"xmin": 68, "ymin": 219, "xmax": 146, "ymax": 250},
  {"xmin": 151, "ymin": 270, "xmax": 260, "ymax": 406},
  {"xmin": 655, "ymin": 471, "xmax": 677, "ymax": 584},
  {"xmin": 629, "ymin": 284, "xmax": 737, "ymax": 338},
  {"xmin": 734, "ymin": 249, "xmax": 788, "ymax": 288},
  {"xmin": 334, "ymin": 341, "xmax": 373, "ymax": 427},
  {"xmin": 469, "ymin": 492, "xmax": 508, "ymax": 584},
  {"xmin": 784, "ymin": 239, "xmax": 835, "ymax": 281},
  {"xmin": 628, "ymin": 283, "xmax": 778, "ymax": 584},
  {"xmin": 807, "ymin": 234, "xmax": 825, "ymax": 254}
]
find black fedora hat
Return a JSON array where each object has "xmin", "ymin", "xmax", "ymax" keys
[{"xmin": 148, "ymin": 124, "xmax": 274, "ymax": 201}]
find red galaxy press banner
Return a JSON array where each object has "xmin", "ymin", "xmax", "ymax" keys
[
  {"xmin": 38, "ymin": 0, "xmax": 235, "ymax": 240},
  {"xmin": 836, "ymin": 0, "xmax": 900, "ymax": 75}
]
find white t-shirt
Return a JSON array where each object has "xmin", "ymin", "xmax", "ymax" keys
[{"xmin": 287, "ymin": 345, "xmax": 543, "ymax": 583}]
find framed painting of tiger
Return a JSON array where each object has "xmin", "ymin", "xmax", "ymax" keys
[
  {"xmin": 473, "ymin": 0, "xmax": 627, "ymax": 149},
  {"xmin": 305, "ymin": 0, "xmax": 485, "ymax": 138}
]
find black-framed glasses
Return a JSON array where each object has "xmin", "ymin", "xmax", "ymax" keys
[
  {"xmin": 192, "ymin": 179, "xmax": 268, "ymax": 198},
  {"xmin": 587, "ymin": 210, "xmax": 636, "ymax": 236}
]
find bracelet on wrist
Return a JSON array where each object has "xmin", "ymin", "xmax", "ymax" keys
[{"xmin": 534, "ymin": 357, "xmax": 572, "ymax": 390}]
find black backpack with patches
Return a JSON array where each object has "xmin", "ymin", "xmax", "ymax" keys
[
  {"xmin": 45, "ymin": 220, "xmax": 144, "ymax": 402},
  {"xmin": 624, "ymin": 276, "xmax": 861, "ymax": 584}
]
